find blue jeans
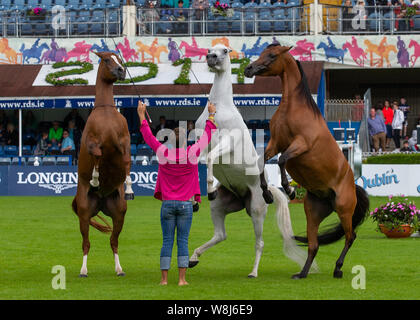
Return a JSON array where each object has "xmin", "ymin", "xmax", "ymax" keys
[{"xmin": 160, "ymin": 200, "xmax": 193, "ymax": 270}]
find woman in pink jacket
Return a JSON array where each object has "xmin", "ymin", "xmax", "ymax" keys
[{"xmin": 137, "ymin": 101, "xmax": 217, "ymax": 286}]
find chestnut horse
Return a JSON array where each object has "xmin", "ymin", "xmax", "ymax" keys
[
  {"xmin": 72, "ymin": 51, "xmax": 134, "ymax": 277},
  {"xmin": 244, "ymin": 44, "xmax": 369, "ymax": 280}
]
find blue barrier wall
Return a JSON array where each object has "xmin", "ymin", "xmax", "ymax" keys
[{"xmin": 0, "ymin": 165, "xmax": 208, "ymax": 197}]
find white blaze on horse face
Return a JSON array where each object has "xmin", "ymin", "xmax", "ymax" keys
[{"xmin": 111, "ymin": 54, "xmax": 123, "ymax": 70}]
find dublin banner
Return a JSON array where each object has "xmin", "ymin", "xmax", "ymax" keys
[
  {"xmin": 356, "ymin": 164, "xmax": 420, "ymax": 196},
  {"xmin": 0, "ymin": 165, "xmax": 208, "ymax": 196},
  {"xmin": 2, "ymin": 35, "xmax": 420, "ymax": 69}
]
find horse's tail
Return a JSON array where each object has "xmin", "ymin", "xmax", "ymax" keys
[
  {"xmin": 268, "ymin": 185, "xmax": 319, "ymax": 273},
  {"xmin": 72, "ymin": 198, "xmax": 112, "ymax": 234},
  {"xmin": 89, "ymin": 215, "xmax": 113, "ymax": 234},
  {"xmin": 295, "ymin": 185, "xmax": 370, "ymax": 246}
]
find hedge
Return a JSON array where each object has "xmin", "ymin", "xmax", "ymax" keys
[{"xmin": 364, "ymin": 153, "xmax": 420, "ymax": 164}]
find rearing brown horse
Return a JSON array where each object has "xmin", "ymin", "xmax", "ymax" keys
[
  {"xmin": 244, "ymin": 44, "xmax": 369, "ymax": 280},
  {"xmin": 72, "ymin": 51, "xmax": 134, "ymax": 277}
]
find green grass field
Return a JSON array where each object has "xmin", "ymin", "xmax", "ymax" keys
[{"xmin": 0, "ymin": 196, "xmax": 419, "ymax": 300}]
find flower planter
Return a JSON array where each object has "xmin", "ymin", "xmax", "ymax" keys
[{"xmin": 379, "ymin": 224, "xmax": 415, "ymax": 238}]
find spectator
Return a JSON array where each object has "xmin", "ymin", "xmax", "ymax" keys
[
  {"xmin": 382, "ymin": 100, "xmax": 394, "ymax": 149},
  {"xmin": 4, "ymin": 123, "xmax": 18, "ymax": 146},
  {"xmin": 398, "ymin": 97, "xmax": 410, "ymax": 137},
  {"xmin": 0, "ymin": 110, "xmax": 8, "ymax": 127},
  {"xmin": 192, "ymin": 0, "xmax": 209, "ymax": 33},
  {"xmin": 23, "ymin": 110, "xmax": 38, "ymax": 134},
  {"xmin": 375, "ymin": 102, "xmax": 384, "ymax": 119},
  {"xmin": 64, "ymin": 109, "xmax": 85, "ymax": 131},
  {"xmin": 0, "ymin": 123, "xmax": 6, "ymax": 145},
  {"xmin": 391, "ymin": 101, "xmax": 404, "ymax": 150},
  {"xmin": 400, "ymin": 140, "xmax": 412, "ymax": 152},
  {"xmin": 354, "ymin": 0, "xmax": 368, "ymax": 28},
  {"xmin": 154, "ymin": 115, "xmax": 168, "ymax": 134},
  {"xmin": 49, "ymin": 121, "xmax": 63, "ymax": 146},
  {"xmin": 343, "ymin": 0, "xmax": 355, "ymax": 32},
  {"xmin": 144, "ymin": 0, "xmax": 161, "ymax": 34},
  {"xmin": 34, "ymin": 131, "xmax": 49, "ymax": 156},
  {"xmin": 61, "ymin": 129, "xmax": 76, "ymax": 162},
  {"xmin": 187, "ymin": 120, "xmax": 196, "ymax": 142},
  {"xmin": 173, "ymin": 0, "xmax": 189, "ymax": 34},
  {"xmin": 367, "ymin": 107, "xmax": 387, "ymax": 153},
  {"xmin": 408, "ymin": 118, "xmax": 419, "ymax": 151},
  {"xmin": 67, "ymin": 120, "xmax": 82, "ymax": 153}
]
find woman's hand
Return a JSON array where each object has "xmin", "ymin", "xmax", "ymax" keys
[
  {"xmin": 137, "ymin": 101, "xmax": 147, "ymax": 122},
  {"xmin": 207, "ymin": 102, "xmax": 216, "ymax": 115}
]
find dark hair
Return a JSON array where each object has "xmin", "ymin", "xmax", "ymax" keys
[
  {"xmin": 178, "ymin": 0, "xmax": 183, "ymax": 3},
  {"xmin": 173, "ymin": 127, "xmax": 186, "ymax": 148},
  {"xmin": 63, "ymin": 129, "xmax": 69, "ymax": 134},
  {"xmin": 295, "ymin": 60, "xmax": 322, "ymax": 117}
]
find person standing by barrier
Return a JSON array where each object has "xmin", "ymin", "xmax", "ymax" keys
[
  {"xmin": 368, "ymin": 107, "xmax": 387, "ymax": 153},
  {"xmin": 382, "ymin": 100, "xmax": 394, "ymax": 149},
  {"xmin": 138, "ymin": 100, "xmax": 217, "ymax": 286},
  {"xmin": 391, "ymin": 101, "xmax": 404, "ymax": 151}
]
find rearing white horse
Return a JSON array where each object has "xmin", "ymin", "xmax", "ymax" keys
[{"xmin": 189, "ymin": 44, "xmax": 316, "ymax": 278}]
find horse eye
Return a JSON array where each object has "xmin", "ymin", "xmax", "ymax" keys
[
  {"xmin": 224, "ymin": 49, "xmax": 228, "ymax": 54},
  {"xmin": 269, "ymin": 53, "xmax": 277, "ymax": 59},
  {"xmin": 208, "ymin": 49, "xmax": 211, "ymax": 54}
]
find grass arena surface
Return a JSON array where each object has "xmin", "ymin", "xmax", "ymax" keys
[{"xmin": 0, "ymin": 196, "xmax": 419, "ymax": 300}]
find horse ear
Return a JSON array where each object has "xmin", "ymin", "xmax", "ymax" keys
[
  {"xmin": 93, "ymin": 51, "xmax": 103, "ymax": 58},
  {"xmin": 288, "ymin": 46, "xmax": 293, "ymax": 51}
]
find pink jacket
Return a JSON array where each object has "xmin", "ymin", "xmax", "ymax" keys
[{"xmin": 140, "ymin": 119, "xmax": 216, "ymax": 202}]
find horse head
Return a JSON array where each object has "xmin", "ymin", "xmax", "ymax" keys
[
  {"xmin": 409, "ymin": 40, "xmax": 417, "ymax": 49},
  {"xmin": 316, "ymin": 42, "xmax": 326, "ymax": 50},
  {"xmin": 244, "ymin": 43, "xmax": 293, "ymax": 78},
  {"xmin": 93, "ymin": 51, "xmax": 126, "ymax": 82},
  {"xmin": 206, "ymin": 44, "xmax": 232, "ymax": 72}
]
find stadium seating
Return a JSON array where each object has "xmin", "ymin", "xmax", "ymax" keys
[
  {"xmin": 4, "ymin": 145, "xmax": 18, "ymax": 156},
  {"xmin": 136, "ymin": 155, "xmax": 149, "ymax": 165},
  {"xmin": 56, "ymin": 156, "xmax": 70, "ymax": 165},
  {"xmin": 42, "ymin": 156, "xmax": 57, "ymax": 166},
  {"xmin": 0, "ymin": 157, "xmax": 11, "ymax": 166},
  {"xmin": 150, "ymin": 155, "xmax": 158, "ymax": 165}
]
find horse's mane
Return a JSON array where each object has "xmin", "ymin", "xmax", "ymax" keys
[{"xmin": 294, "ymin": 59, "xmax": 322, "ymax": 117}]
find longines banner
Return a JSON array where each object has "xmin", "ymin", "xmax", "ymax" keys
[
  {"xmin": 0, "ymin": 164, "xmax": 284, "ymax": 196},
  {"xmin": 0, "ymin": 165, "xmax": 207, "ymax": 196},
  {"xmin": 356, "ymin": 164, "xmax": 420, "ymax": 196},
  {"xmin": 1, "ymin": 35, "xmax": 420, "ymax": 69}
]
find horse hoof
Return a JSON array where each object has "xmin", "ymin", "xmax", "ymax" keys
[
  {"xmin": 208, "ymin": 190, "xmax": 218, "ymax": 201},
  {"xmin": 79, "ymin": 274, "xmax": 88, "ymax": 278},
  {"xmin": 188, "ymin": 260, "xmax": 199, "ymax": 268},
  {"xmin": 117, "ymin": 272, "xmax": 126, "ymax": 277},
  {"xmin": 247, "ymin": 274, "xmax": 257, "ymax": 278},
  {"xmin": 333, "ymin": 270, "xmax": 343, "ymax": 278},
  {"xmin": 288, "ymin": 190, "xmax": 296, "ymax": 200},
  {"xmin": 262, "ymin": 190, "xmax": 274, "ymax": 204},
  {"xmin": 124, "ymin": 193, "xmax": 134, "ymax": 200},
  {"xmin": 291, "ymin": 273, "xmax": 306, "ymax": 280}
]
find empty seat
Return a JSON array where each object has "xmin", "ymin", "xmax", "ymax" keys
[
  {"xmin": 0, "ymin": 146, "xmax": 3, "ymax": 156},
  {"xmin": 137, "ymin": 145, "xmax": 153, "ymax": 157},
  {"xmin": 150, "ymin": 155, "xmax": 158, "ymax": 165},
  {"xmin": 0, "ymin": 157, "xmax": 11, "ymax": 166},
  {"xmin": 56, "ymin": 156, "xmax": 70, "ymax": 165},
  {"xmin": 4, "ymin": 145, "xmax": 18, "ymax": 156},
  {"xmin": 42, "ymin": 156, "xmax": 56, "ymax": 166},
  {"xmin": 22, "ymin": 145, "xmax": 32, "ymax": 155}
]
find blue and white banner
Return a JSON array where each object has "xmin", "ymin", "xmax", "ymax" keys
[
  {"xmin": 356, "ymin": 164, "xmax": 420, "ymax": 196},
  {"xmin": 0, "ymin": 165, "xmax": 208, "ymax": 196},
  {"xmin": 0, "ymin": 95, "xmax": 284, "ymax": 109}
]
